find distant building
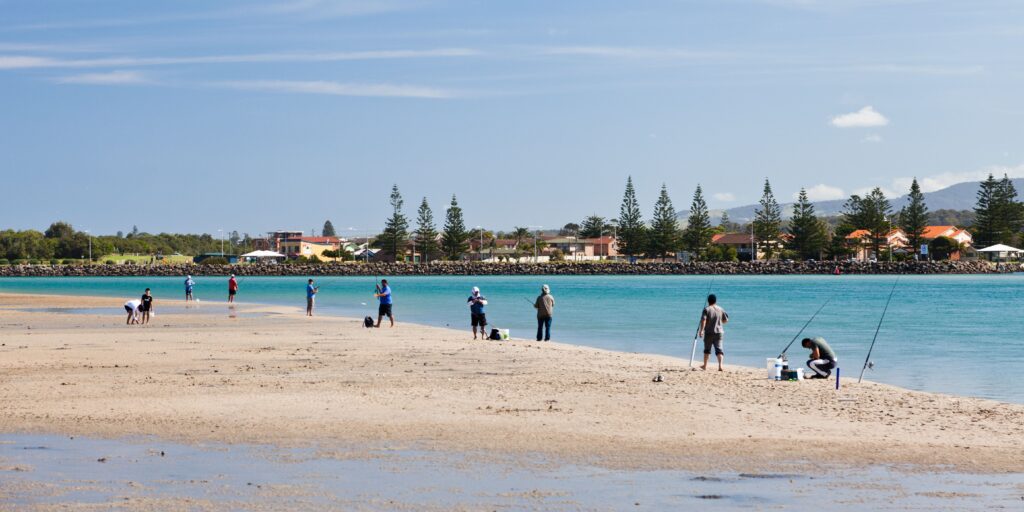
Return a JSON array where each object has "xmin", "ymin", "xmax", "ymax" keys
[
  {"xmin": 542, "ymin": 236, "xmax": 619, "ymax": 260},
  {"xmin": 846, "ymin": 229, "xmax": 909, "ymax": 261},
  {"xmin": 278, "ymin": 236, "xmax": 342, "ymax": 260},
  {"xmin": 920, "ymin": 225, "xmax": 973, "ymax": 260},
  {"xmin": 710, "ymin": 232, "xmax": 790, "ymax": 261},
  {"xmin": 267, "ymin": 230, "xmax": 305, "ymax": 252}
]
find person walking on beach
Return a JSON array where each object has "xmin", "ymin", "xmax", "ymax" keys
[
  {"xmin": 306, "ymin": 279, "xmax": 319, "ymax": 317},
  {"xmin": 227, "ymin": 274, "xmax": 238, "ymax": 303},
  {"xmin": 697, "ymin": 294, "xmax": 729, "ymax": 371},
  {"xmin": 374, "ymin": 279, "xmax": 394, "ymax": 328},
  {"xmin": 802, "ymin": 337, "xmax": 837, "ymax": 379},
  {"xmin": 533, "ymin": 284, "xmax": 554, "ymax": 341},
  {"xmin": 184, "ymin": 275, "xmax": 195, "ymax": 302},
  {"xmin": 124, "ymin": 299, "xmax": 141, "ymax": 325},
  {"xmin": 467, "ymin": 287, "xmax": 488, "ymax": 339},
  {"xmin": 140, "ymin": 288, "xmax": 154, "ymax": 325}
]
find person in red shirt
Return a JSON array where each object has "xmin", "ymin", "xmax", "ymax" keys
[{"xmin": 228, "ymin": 274, "xmax": 238, "ymax": 303}]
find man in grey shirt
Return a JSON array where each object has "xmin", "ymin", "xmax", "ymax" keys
[
  {"xmin": 698, "ymin": 294, "xmax": 729, "ymax": 371},
  {"xmin": 801, "ymin": 337, "xmax": 837, "ymax": 379}
]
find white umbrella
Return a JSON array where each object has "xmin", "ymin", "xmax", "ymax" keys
[
  {"xmin": 240, "ymin": 250, "xmax": 286, "ymax": 258},
  {"xmin": 977, "ymin": 244, "xmax": 1023, "ymax": 253}
]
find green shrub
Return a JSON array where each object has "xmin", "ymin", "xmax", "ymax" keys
[
  {"xmin": 0, "ymin": 258, "xmax": 9, "ymax": 265},
  {"xmin": 201, "ymin": 256, "xmax": 229, "ymax": 265},
  {"xmin": 27, "ymin": 258, "xmax": 40, "ymax": 265},
  {"xmin": 12, "ymin": 259, "xmax": 27, "ymax": 265},
  {"xmin": 105, "ymin": 260, "xmax": 116, "ymax": 265},
  {"xmin": 62, "ymin": 259, "xmax": 76, "ymax": 265}
]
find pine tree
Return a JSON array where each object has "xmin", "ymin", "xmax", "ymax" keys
[
  {"xmin": 579, "ymin": 215, "xmax": 606, "ymax": 239},
  {"xmin": 843, "ymin": 188, "xmax": 892, "ymax": 258},
  {"xmin": 787, "ymin": 188, "xmax": 826, "ymax": 260},
  {"xmin": 616, "ymin": 176, "xmax": 647, "ymax": 258},
  {"xmin": 995, "ymin": 174, "xmax": 1024, "ymax": 245},
  {"xmin": 376, "ymin": 184, "xmax": 409, "ymax": 261},
  {"xmin": 899, "ymin": 179, "xmax": 929, "ymax": 257},
  {"xmin": 682, "ymin": 184, "xmax": 712, "ymax": 257},
  {"xmin": 415, "ymin": 197, "xmax": 440, "ymax": 263},
  {"xmin": 441, "ymin": 194, "xmax": 470, "ymax": 260},
  {"xmin": 322, "ymin": 220, "xmax": 337, "ymax": 237},
  {"xmin": 973, "ymin": 174, "xmax": 999, "ymax": 247},
  {"xmin": 719, "ymin": 211, "xmax": 734, "ymax": 231},
  {"xmin": 753, "ymin": 178, "xmax": 782, "ymax": 259},
  {"xmin": 648, "ymin": 184, "xmax": 679, "ymax": 260}
]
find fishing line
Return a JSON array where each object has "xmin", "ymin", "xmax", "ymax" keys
[
  {"xmin": 778, "ymin": 296, "xmax": 833, "ymax": 359},
  {"xmin": 858, "ymin": 277, "xmax": 900, "ymax": 383}
]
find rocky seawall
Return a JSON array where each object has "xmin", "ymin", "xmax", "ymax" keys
[{"xmin": 0, "ymin": 260, "xmax": 1010, "ymax": 277}]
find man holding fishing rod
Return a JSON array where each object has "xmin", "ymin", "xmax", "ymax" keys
[
  {"xmin": 306, "ymin": 279, "xmax": 319, "ymax": 317},
  {"xmin": 697, "ymin": 294, "xmax": 729, "ymax": 371},
  {"xmin": 374, "ymin": 279, "xmax": 394, "ymax": 328}
]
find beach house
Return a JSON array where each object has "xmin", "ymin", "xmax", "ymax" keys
[
  {"xmin": 710, "ymin": 232, "xmax": 789, "ymax": 261},
  {"xmin": 845, "ymin": 229, "xmax": 909, "ymax": 261},
  {"xmin": 921, "ymin": 226, "xmax": 973, "ymax": 260},
  {"xmin": 278, "ymin": 236, "xmax": 343, "ymax": 260}
]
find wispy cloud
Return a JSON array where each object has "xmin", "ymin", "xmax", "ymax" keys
[
  {"xmin": 0, "ymin": 48, "xmax": 480, "ymax": 70},
  {"xmin": 55, "ymin": 70, "xmax": 150, "ymax": 85},
  {"xmin": 830, "ymin": 106, "xmax": 889, "ymax": 128},
  {"xmin": 211, "ymin": 79, "xmax": 454, "ymax": 99},
  {"xmin": 539, "ymin": 46, "xmax": 729, "ymax": 60},
  {"xmin": 889, "ymin": 163, "xmax": 1024, "ymax": 193},
  {"xmin": 802, "ymin": 184, "xmax": 846, "ymax": 201},
  {"xmin": 862, "ymin": 133, "xmax": 883, "ymax": 143},
  {"xmin": 712, "ymin": 192, "xmax": 736, "ymax": 202}
]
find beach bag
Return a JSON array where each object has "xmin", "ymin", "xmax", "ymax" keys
[
  {"xmin": 363, "ymin": 316, "xmax": 374, "ymax": 328},
  {"xmin": 489, "ymin": 328, "xmax": 501, "ymax": 341}
]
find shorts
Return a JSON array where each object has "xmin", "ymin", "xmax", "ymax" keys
[
  {"xmin": 703, "ymin": 333, "xmax": 724, "ymax": 356},
  {"xmin": 378, "ymin": 303, "xmax": 393, "ymax": 318},
  {"xmin": 228, "ymin": 289, "xmax": 237, "ymax": 296},
  {"xmin": 124, "ymin": 305, "xmax": 133, "ymax": 313},
  {"xmin": 140, "ymin": 304, "xmax": 151, "ymax": 312},
  {"xmin": 307, "ymin": 297, "xmax": 314, "ymax": 308},
  {"xmin": 471, "ymin": 312, "xmax": 487, "ymax": 327}
]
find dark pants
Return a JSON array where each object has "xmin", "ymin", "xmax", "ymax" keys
[{"xmin": 536, "ymin": 317, "xmax": 552, "ymax": 341}]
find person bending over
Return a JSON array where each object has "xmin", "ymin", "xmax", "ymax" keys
[{"xmin": 802, "ymin": 337, "xmax": 837, "ymax": 379}]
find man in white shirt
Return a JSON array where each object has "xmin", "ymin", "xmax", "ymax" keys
[{"xmin": 124, "ymin": 299, "xmax": 141, "ymax": 325}]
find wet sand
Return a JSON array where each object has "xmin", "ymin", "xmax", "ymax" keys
[{"xmin": 0, "ymin": 292, "xmax": 1022, "ymax": 474}]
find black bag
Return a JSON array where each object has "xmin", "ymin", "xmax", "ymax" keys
[
  {"xmin": 489, "ymin": 328, "xmax": 501, "ymax": 340},
  {"xmin": 363, "ymin": 316, "xmax": 374, "ymax": 328}
]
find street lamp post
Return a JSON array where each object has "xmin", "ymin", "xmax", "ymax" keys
[
  {"xmin": 218, "ymin": 229, "xmax": 224, "ymax": 256},
  {"xmin": 528, "ymin": 225, "xmax": 543, "ymax": 263},
  {"xmin": 84, "ymin": 230, "xmax": 92, "ymax": 264}
]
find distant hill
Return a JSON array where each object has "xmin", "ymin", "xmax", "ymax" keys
[{"xmin": 680, "ymin": 178, "xmax": 1024, "ymax": 224}]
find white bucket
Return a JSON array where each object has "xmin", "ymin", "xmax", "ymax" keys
[
  {"xmin": 766, "ymin": 358, "xmax": 783, "ymax": 381},
  {"xmin": 499, "ymin": 329, "xmax": 510, "ymax": 340},
  {"xmin": 796, "ymin": 368, "xmax": 804, "ymax": 381}
]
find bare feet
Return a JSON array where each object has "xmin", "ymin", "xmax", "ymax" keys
[{"xmin": 699, "ymin": 365, "xmax": 707, "ymax": 371}]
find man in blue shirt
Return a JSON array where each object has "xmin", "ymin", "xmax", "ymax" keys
[
  {"xmin": 467, "ymin": 286, "xmax": 488, "ymax": 339},
  {"xmin": 184, "ymin": 275, "xmax": 195, "ymax": 302},
  {"xmin": 306, "ymin": 279, "xmax": 319, "ymax": 317},
  {"xmin": 374, "ymin": 279, "xmax": 394, "ymax": 328}
]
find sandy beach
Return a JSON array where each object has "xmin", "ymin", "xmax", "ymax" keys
[{"xmin": 1, "ymin": 292, "xmax": 1022, "ymax": 475}]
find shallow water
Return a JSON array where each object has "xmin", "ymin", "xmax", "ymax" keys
[
  {"xmin": 1, "ymin": 434, "xmax": 1020, "ymax": 511},
  {"xmin": 2, "ymin": 274, "xmax": 1022, "ymax": 403}
]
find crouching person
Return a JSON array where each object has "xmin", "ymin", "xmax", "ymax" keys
[{"xmin": 802, "ymin": 337, "xmax": 837, "ymax": 379}]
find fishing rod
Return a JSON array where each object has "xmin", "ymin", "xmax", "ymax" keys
[
  {"xmin": 688, "ymin": 277, "xmax": 716, "ymax": 368},
  {"xmin": 778, "ymin": 296, "xmax": 833, "ymax": 359},
  {"xmin": 858, "ymin": 277, "xmax": 900, "ymax": 383}
]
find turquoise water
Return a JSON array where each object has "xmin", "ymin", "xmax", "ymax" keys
[{"xmin": 2, "ymin": 275, "xmax": 1022, "ymax": 403}]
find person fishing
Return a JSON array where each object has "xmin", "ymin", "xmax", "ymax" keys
[
  {"xmin": 697, "ymin": 294, "xmax": 729, "ymax": 371},
  {"xmin": 533, "ymin": 284, "xmax": 554, "ymax": 341},
  {"xmin": 184, "ymin": 275, "xmax": 195, "ymax": 302},
  {"xmin": 467, "ymin": 286, "xmax": 488, "ymax": 339},
  {"xmin": 802, "ymin": 337, "xmax": 837, "ymax": 379},
  {"xmin": 374, "ymin": 279, "xmax": 394, "ymax": 328},
  {"xmin": 306, "ymin": 279, "xmax": 319, "ymax": 317},
  {"xmin": 227, "ymin": 274, "xmax": 238, "ymax": 303}
]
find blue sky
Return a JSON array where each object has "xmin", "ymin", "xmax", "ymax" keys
[{"xmin": 1, "ymin": 0, "xmax": 1022, "ymax": 236}]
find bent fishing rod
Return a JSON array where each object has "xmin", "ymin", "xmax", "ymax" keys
[
  {"xmin": 859, "ymin": 277, "xmax": 900, "ymax": 383},
  {"xmin": 778, "ymin": 296, "xmax": 833, "ymax": 359},
  {"xmin": 688, "ymin": 277, "xmax": 716, "ymax": 368}
]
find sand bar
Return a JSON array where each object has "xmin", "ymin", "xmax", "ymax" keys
[{"xmin": 0, "ymin": 292, "xmax": 1021, "ymax": 473}]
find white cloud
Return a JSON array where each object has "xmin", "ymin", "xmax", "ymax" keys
[
  {"xmin": 801, "ymin": 184, "xmax": 846, "ymax": 201},
  {"xmin": 862, "ymin": 133, "xmax": 883, "ymax": 143},
  {"xmin": 853, "ymin": 186, "xmax": 899, "ymax": 198},
  {"xmin": 55, "ymin": 70, "xmax": 149, "ymax": 85},
  {"xmin": 211, "ymin": 80, "xmax": 454, "ymax": 99},
  {"xmin": 0, "ymin": 48, "xmax": 480, "ymax": 70},
  {"xmin": 830, "ymin": 106, "xmax": 889, "ymax": 128},
  {"xmin": 712, "ymin": 192, "xmax": 736, "ymax": 202},
  {"xmin": 889, "ymin": 163, "xmax": 1024, "ymax": 194}
]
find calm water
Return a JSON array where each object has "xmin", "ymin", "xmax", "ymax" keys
[
  {"xmin": 1, "ymin": 274, "xmax": 1022, "ymax": 403},
  {"xmin": 2, "ymin": 434, "xmax": 1021, "ymax": 510}
]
